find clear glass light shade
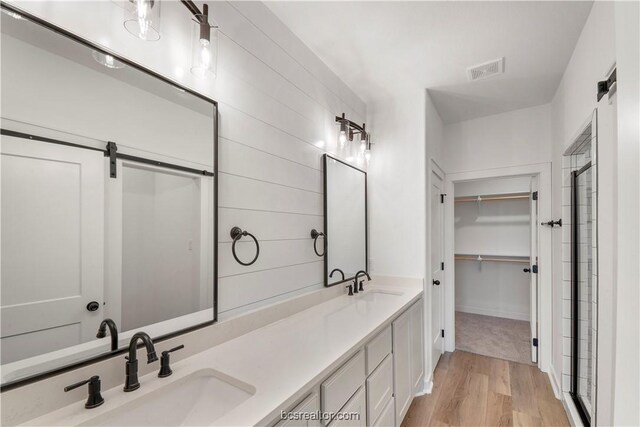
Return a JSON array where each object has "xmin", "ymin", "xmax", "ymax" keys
[
  {"xmin": 92, "ymin": 51, "xmax": 125, "ymax": 69},
  {"xmin": 191, "ymin": 16, "xmax": 218, "ymax": 78},
  {"xmin": 338, "ymin": 122, "xmax": 347, "ymax": 146},
  {"xmin": 124, "ymin": 0, "xmax": 161, "ymax": 41}
]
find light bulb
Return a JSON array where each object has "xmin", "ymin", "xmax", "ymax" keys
[
  {"xmin": 360, "ymin": 141, "xmax": 366, "ymax": 152},
  {"xmin": 364, "ymin": 150, "xmax": 371, "ymax": 162},
  {"xmin": 124, "ymin": 0, "xmax": 160, "ymax": 41},
  {"xmin": 339, "ymin": 131, "xmax": 347, "ymax": 145}
]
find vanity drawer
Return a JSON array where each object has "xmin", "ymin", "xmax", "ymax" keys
[
  {"xmin": 277, "ymin": 393, "xmax": 321, "ymax": 427},
  {"xmin": 328, "ymin": 386, "xmax": 366, "ymax": 427},
  {"xmin": 372, "ymin": 396, "xmax": 394, "ymax": 427},
  {"xmin": 365, "ymin": 326, "xmax": 392, "ymax": 375},
  {"xmin": 322, "ymin": 350, "xmax": 366, "ymax": 415},
  {"xmin": 366, "ymin": 354, "xmax": 393, "ymax": 425}
]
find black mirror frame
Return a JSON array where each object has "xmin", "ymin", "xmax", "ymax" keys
[
  {"xmin": 0, "ymin": 2, "xmax": 219, "ymax": 391},
  {"xmin": 323, "ymin": 154, "xmax": 368, "ymax": 288}
]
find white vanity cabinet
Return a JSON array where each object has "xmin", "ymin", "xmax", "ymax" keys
[
  {"xmin": 393, "ymin": 300, "xmax": 424, "ymax": 426},
  {"xmin": 273, "ymin": 297, "xmax": 424, "ymax": 427}
]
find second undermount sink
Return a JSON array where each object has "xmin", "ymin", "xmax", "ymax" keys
[
  {"xmin": 358, "ymin": 289, "xmax": 402, "ymax": 302},
  {"xmin": 81, "ymin": 369, "xmax": 255, "ymax": 426}
]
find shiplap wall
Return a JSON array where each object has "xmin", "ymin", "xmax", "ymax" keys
[{"xmin": 8, "ymin": 1, "xmax": 367, "ymax": 318}]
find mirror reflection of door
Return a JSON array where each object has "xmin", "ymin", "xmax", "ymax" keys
[
  {"xmin": 0, "ymin": 137, "xmax": 104, "ymax": 364},
  {"xmin": 108, "ymin": 161, "xmax": 214, "ymax": 332}
]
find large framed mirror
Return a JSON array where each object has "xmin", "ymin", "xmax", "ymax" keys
[
  {"xmin": 323, "ymin": 154, "xmax": 367, "ymax": 287},
  {"xmin": 0, "ymin": 4, "xmax": 217, "ymax": 388}
]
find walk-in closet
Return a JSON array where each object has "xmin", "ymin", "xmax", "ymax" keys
[{"xmin": 454, "ymin": 176, "xmax": 538, "ymax": 365}]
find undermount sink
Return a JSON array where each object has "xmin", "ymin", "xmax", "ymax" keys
[
  {"xmin": 358, "ymin": 289, "xmax": 402, "ymax": 302},
  {"xmin": 81, "ymin": 369, "xmax": 255, "ymax": 426}
]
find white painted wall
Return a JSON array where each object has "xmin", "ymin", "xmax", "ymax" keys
[
  {"xmin": 612, "ymin": 2, "xmax": 640, "ymax": 425},
  {"xmin": 444, "ymin": 104, "xmax": 552, "ymax": 174},
  {"xmin": 4, "ymin": 1, "xmax": 367, "ymax": 319},
  {"xmin": 548, "ymin": 2, "xmax": 618, "ymax": 422}
]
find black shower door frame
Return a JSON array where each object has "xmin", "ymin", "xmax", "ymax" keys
[{"xmin": 570, "ymin": 161, "xmax": 593, "ymax": 427}]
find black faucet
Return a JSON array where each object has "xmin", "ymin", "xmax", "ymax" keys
[
  {"xmin": 64, "ymin": 375, "xmax": 104, "ymax": 409},
  {"xmin": 96, "ymin": 318, "xmax": 118, "ymax": 351},
  {"xmin": 123, "ymin": 332, "xmax": 158, "ymax": 392},
  {"xmin": 330, "ymin": 268, "xmax": 345, "ymax": 281},
  {"xmin": 354, "ymin": 270, "xmax": 371, "ymax": 293}
]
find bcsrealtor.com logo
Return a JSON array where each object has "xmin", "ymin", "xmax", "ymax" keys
[{"xmin": 280, "ymin": 410, "xmax": 361, "ymax": 422}]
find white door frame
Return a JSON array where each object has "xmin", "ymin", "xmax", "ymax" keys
[
  {"xmin": 443, "ymin": 162, "xmax": 552, "ymax": 372},
  {"xmin": 424, "ymin": 158, "xmax": 446, "ymax": 387}
]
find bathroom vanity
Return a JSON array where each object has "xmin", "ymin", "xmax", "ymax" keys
[{"xmin": 19, "ymin": 284, "xmax": 423, "ymax": 427}]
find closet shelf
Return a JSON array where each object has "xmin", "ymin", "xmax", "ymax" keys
[
  {"xmin": 455, "ymin": 254, "xmax": 530, "ymax": 264},
  {"xmin": 455, "ymin": 193, "xmax": 530, "ymax": 203}
]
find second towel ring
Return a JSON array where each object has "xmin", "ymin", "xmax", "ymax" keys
[
  {"xmin": 230, "ymin": 226, "xmax": 260, "ymax": 266},
  {"xmin": 310, "ymin": 229, "xmax": 326, "ymax": 257}
]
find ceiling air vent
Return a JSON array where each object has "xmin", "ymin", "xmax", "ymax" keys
[{"xmin": 467, "ymin": 57, "xmax": 505, "ymax": 81}]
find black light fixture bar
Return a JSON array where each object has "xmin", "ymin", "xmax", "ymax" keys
[
  {"xmin": 180, "ymin": 0, "xmax": 203, "ymax": 17},
  {"xmin": 335, "ymin": 113, "xmax": 366, "ymax": 135}
]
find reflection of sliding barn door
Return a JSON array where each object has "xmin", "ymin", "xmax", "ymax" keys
[{"xmin": 0, "ymin": 136, "xmax": 104, "ymax": 364}]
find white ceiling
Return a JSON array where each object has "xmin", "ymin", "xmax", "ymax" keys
[{"xmin": 265, "ymin": 1, "xmax": 593, "ymax": 123}]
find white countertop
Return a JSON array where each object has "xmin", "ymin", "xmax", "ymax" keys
[{"xmin": 24, "ymin": 283, "xmax": 422, "ymax": 427}]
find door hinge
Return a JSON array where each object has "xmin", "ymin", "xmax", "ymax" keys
[
  {"xmin": 106, "ymin": 141, "xmax": 118, "ymax": 179},
  {"xmin": 441, "ymin": 262, "xmax": 445, "ymax": 270},
  {"xmin": 532, "ymin": 338, "xmax": 538, "ymax": 347},
  {"xmin": 532, "ymin": 191, "xmax": 538, "ymax": 201},
  {"xmin": 597, "ymin": 68, "xmax": 617, "ymax": 101},
  {"xmin": 532, "ymin": 265, "xmax": 538, "ymax": 274},
  {"xmin": 441, "ymin": 329, "xmax": 445, "ymax": 338},
  {"xmin": 440, "ymin": 193, "xmax": 446, "ymax": 203}
]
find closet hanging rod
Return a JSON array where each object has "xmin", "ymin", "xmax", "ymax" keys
[
  {"xmin": 455, "ymin": 255, "xmax": 530, "ymax": 264},
  {"xmin": 455, "ymin": 193, "xmax": 530, "ymax": 203}
]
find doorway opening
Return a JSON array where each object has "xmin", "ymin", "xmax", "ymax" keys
[{"xmin": 452, "ymin": 175, "xmax": 539, "ymax": 365}]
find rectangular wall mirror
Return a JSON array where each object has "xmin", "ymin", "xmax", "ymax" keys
[
  {"xmin": 0, "ymin": 5, "xmax": 217, "ymax": 387},
  {"xmin": 323, "ymin": 154, "xmax": 367, "ymax": 287}
]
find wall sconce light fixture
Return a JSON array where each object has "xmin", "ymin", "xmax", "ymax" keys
[
  {"xmin": 335, "ymin": 113, "xmax": 372, "ymax": 162},
  {"xmin": 121, "ymin": 0, "xmax": 219, "ymax": 79}
]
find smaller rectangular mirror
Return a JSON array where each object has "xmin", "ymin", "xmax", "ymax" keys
[{"xmin": 323, "ymin": 154, "xmax": 367, "ymax": 286}]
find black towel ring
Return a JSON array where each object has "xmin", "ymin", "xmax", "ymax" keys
[
  {"xmin": 310, "ymin": 229, "xmax": 326, "ymax": 257},
  {"xmin": 230, "ymin": 227, "xmax": 260, "ymax": 266}
]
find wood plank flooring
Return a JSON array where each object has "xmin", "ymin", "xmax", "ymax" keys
[{"xmin": 401, "ymin": 351, "xmax": 569, "ymax": 427}]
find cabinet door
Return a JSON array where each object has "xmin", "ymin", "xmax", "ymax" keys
[
  {"xmin": 392, "ymin": 309, "xmax": 411, "ymax": 426},
  {"xmin": 410, "ymin": 300, "xmax": 424, "ymax": 393},
  {"xmin": 328, "ymin": 386, "xmax": 366, "ymax": 427}
]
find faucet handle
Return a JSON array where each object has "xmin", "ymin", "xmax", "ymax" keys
[
  {"xmin": 347, "ymin": 284, "xmax": 354, "ymax": 296},
  {"xmin": 358, "ymin": 280, "xmax": 364, "ymax": 292},
  {"xmin": 64, "ymin": 376, "xmax": 104, "ymax": 409},
  {"xmin": 158, "ymin": 345, "xmax": 184, "ymax": 378}
]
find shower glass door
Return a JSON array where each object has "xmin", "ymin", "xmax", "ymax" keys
[{"xmin": 571, "ymin": 162, "xmax": 594, "ymax": 426}]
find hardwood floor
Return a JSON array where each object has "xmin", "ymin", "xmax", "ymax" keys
[{"xmin": 401, "ymin": 351, "xmax": 569, "ymax": 427}]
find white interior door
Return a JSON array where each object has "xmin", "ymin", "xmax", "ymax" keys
[
  {"xmin": 529, "ymin": 176, "xmax": 539, "ymax": 363},
  {"xmin": 0, "ymin": 136, "xmax": 104, "ymax": 364},
  {"xmin": 430, "ymin": 169, "xmax": 445, "ymax": 372}
]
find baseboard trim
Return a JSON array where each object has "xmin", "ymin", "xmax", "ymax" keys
[
  {"xmin": 456, "ymin": 305, "xmax": 529, "ymax": 321},
  {"xmin": 548, "ymin": 365, "xmax": 562, "ymax": 400},
  {"xmin": 415, "ymin": 378, "xmax": 433, "ymax": 396}
]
